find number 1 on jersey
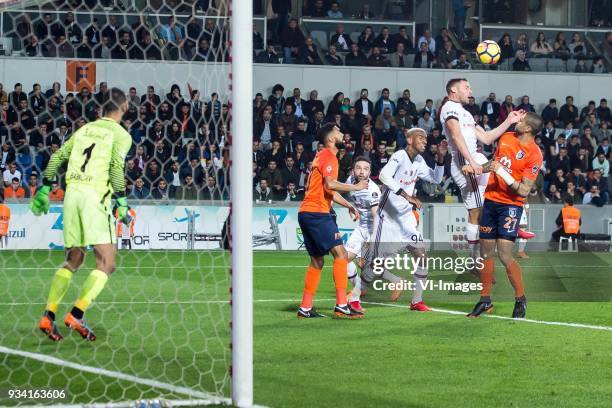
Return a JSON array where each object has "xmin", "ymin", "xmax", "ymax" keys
[{"xmin": 81, "ymin": 143, "xmax": 96, "ymax": 172}]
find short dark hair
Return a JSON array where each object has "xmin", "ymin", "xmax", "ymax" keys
[
  {"xmin": 523, "ymin": 112, "xmax": 544, "ymax": 135},
  {"xmin": 549, "ymin": 98, "xmax": 556, "ymax": 104},
  {"xmin": 565, "ymin": 196, "xmax": 574, "ymax": 205},
  {"xmin": 353, "ymin": 156, "xmax": 371, "ymax": 167},
  {"xmin": 446, "ymin": 78, "xmax": 467, "ymax": 94},
  {"xmin": 102, "ymin": 87, "xmax": 127, "ymax": 115},
  {"xmin": 317, "ymin": 123, "xmax": 338, "ymax": 143}
]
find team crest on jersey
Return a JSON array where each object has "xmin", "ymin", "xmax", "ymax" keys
[
  {"xmin": 509, "ymin": 208, "xmax": 517, "ymax": 218},
  {"xmin": 326, "ymin": 165, "xmax": 333, "ymax": 173},
  {"xmin": 516, "ymin": 150, "xmax": 525, "ymax": 160},
  {"xmin": 372, "ymin": 192, "xmax": 379, "ymax": 198},
  {"xmin": 532, "ymin": 165, "xmax": 539, "ymax": 174}
]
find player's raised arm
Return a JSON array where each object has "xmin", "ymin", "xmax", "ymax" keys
[
  {"xmin": 418, "ymin": 152, "xmax": 446, "ymax": 185},
  {"xmin": 475, "ymin": 109, "xmax": 526, "ymax": 145},
  {"xmin": 30, "ymin": 134, "xmax": 77, "ymax": 216}
]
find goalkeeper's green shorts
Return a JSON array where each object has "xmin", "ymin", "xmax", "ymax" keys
[{"xmin": 63, "ymin": 186, "xmax": 116, "ymax": 248}]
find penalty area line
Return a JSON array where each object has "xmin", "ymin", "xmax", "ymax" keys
[
  {"xmin": 0, "ymin": 345, "xmax": 229, "ymax": 404},
  {"xmin": 363, "ymin": 301, "xmax": 612, "ymax": 332}
]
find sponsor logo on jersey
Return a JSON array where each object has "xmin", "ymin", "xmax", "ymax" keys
[
  {"xmin": 479, "ymin": 226, "xmax": 493, "ymax": 233},
  {"xmin": 516, "ymin": 150, "xmax": 525, "ymax": 160}
]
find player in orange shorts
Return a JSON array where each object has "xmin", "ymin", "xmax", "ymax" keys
[{"xmin": 462, "ymin": 112, "xmax": 544, "ymax": 319}]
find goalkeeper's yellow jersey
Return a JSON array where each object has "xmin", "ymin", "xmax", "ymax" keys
[{"xmin": 44, "ymin": 117, "xmax": 132, "ymax": 196}]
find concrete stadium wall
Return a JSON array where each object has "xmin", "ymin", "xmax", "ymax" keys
[{"xmin": 1, "ymin": 58, "xmax": 611, "ymax": 110}]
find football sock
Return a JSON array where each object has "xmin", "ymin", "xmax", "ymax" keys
[
  {"xmin": 466, "ymin": 223, "xmax": 480, "ymax": 261},
  {"xmin": 349, "ymin": 273, "xmax": 362, "ymax": 302},
  {"xmin": 412, "ymin": 265, "xmax": 428, "ymax": 304},
  {"xmin": 517, "ymin": 238, "xmax": 527, "ymax": 253},
  {"xmin": 332, "ymin": 258, "xmax": 348, "ymax": 306},
  {"xmin": 506, "ymin": 260, "xmax": 525, "ymax": 299},
  {"xmin": 347, "ymin": 261, "xmax": 358, "ymax": 286},
  {"xmin": 45, "ymin": 267, "xmax": 73, "ymax": 316},
  {"xmin": 382, "ymin": 270, "xmax": 402, "ymax": 284},
  {"xmin": 73, "ymin": 269, "xmax": 109, "ymax": 316},
  {"xmin": 480, "ymin": 258, "xmax": 495, "ymax": 298},
  {"xmin": 300, "ymin": 266, "xmax": 322, "ymax": 310}
]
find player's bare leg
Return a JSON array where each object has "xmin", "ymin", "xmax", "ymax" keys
[
  {"xmin": 64, "ymin": 244, "xmax": 116, "ymax": 341},
  {"xmin": 39, "ymin": 247, "xmax": 85, "ymax": 341},
  {"xmin": 329, "ymin": 245, "xmax": 363, "ymax": 318},
  {"xmin": 467, "ymin": 239, "xmax": 496, "ymax": 317},
  {"xmin": 497, "ymin": 239, "xmax": 527, "ymax": 318}
]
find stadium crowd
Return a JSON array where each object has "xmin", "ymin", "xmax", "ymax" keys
[{"xmin": 0, "ymin": 80, "xmax": 610, "ymax": 206}]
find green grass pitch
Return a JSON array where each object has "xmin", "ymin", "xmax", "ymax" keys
[{"xmin": 1, "ymin": 250, "xmax": 612, "ymax": 407}]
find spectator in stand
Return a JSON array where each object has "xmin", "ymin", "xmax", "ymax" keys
[
  {"xmin": 279, "ymin": 102, "xmax": 298, "ymax": 133},
  {"xmin": 4, "ymin": 177, "xmax": 25, "ymax": 199},
  {"xmin": 374, "ymin": 88, "xmax": 396, "ymax": 116},
  {"xmin": 541, "ymin": 120, "xmax": 556, "ymax": 145},
  {"xmin": 358, "ymin": 26, "xmax": 375, "ymax": 53},
  {"xmin": 307, "ymin": 0, "xmax": 327, "ymax": 17},
  {"xmin": 25, "ymin": 36, "xmax": 47, "ymax": 57},
  {"xmin": 102, "ymin": 15, "xmax": 120, "ymax": 45},
  {"xmin": 325, "ymin": 45, "xmax": 343, "ymax": 65},
  {"xmin": 374, "ymin": 107, "xmax": 397, "ymax": 145},
  {"xmin": 281, "ymin": 19, "xmax": 305, "ymax": 64},
  {"xmin": 583, "ymin": 183, "xmax": 605, "ymax": 206},
  {"xmin": 515, "ymin": 32, "xmax": 529, "ymax": 55},
  {"xmin": 601, "ymin": 31, "xmax": 612, "ymax": 58},
  {"xmin": 201, "ymin": 176, "xmax": 222, "ymax": 201},
  {"xmin": 371, "ymin": 142, "xmax": 390, "ymax": 178},
  {"xmin": 530, "ymin": 32, "xmax": 554, "ymax": 56},
  {"xmin": 175, "ymin": 175, "xmax": 200, "ymax": 200},
  {"xmin": 547, "ymin": 184, "xmax": 562, "ymax": 203},
  {"xmin": 562, "ymin": 180, "xmax": 582, "ymax": 203},
  {"xmin": 517, "ymin": 95, "xmax": 535, "ymax": 112},
  {"xmin": 253, "ymin": 178, "xmax": 272, "ymax": 201},
  {"xmin": 326, "ymin": 92, "xmax": 344, "ymax": 118},
  {"xmin": 345, "ymin": 43, "xmax": 367, "ymax": 66},
  {"xmin": 49, "ymin": 180, "xmax": 65, "ymax": 201},
  {"xmin": 541, "ymin": 98, "xmax": 559, "ymax": 125},
  {"xmin": 417, "ymin": 110, "xmax": 435, "ymax": 135},
  {"xmin": 367, "ymin": 46, "xmax": 389, "ymax": 67},
  {"xmin": 330, "ymin": 24, "xmax": 352, "ymax": 51},
  {"xmin": 574, "ymin": 57, "xmax": 589, "ymax": 73},
  {"xmin": 512, "ymin": 50, "xmax": 531, "ymax": 71},
  {"xmin": 568, "ymin": 32, "xmax": 586, "ymax": 56},
  {"xmin": 417, "ymin": 29, "xmax": 436, "ymax": 54},
  {"xmin": 480, "ymin": 92, "xmax": 500, "ymax": 125},
  {"xmin": 593, "ymin": 152, "xmax": 609, "ymax": 179},
  {"xmin": 298, "ymin": 37, "xmax": 321, "ymax": 65},
  {"xmin": 413, "ymin": 41, "xmax": 434, "ymax": 68},
  {"xmin": 597, "ymin": 98, "xmax": 610, "ymax": 124},
  {"xmin": 260, "ymin": 160, "xmax": 283, "ymax": 198},
  {"xmin": 498, "ymin": 33, "xmax": 514, "ymax": 61},
  {"xmin": 553, "ymin": 32, "xmax": 570, "ymax": 57},
  {"xmin": 559, "ymin": 96, "xmax": 579, "ymax": 127},
  {"xmin": 284, "ymin": 181, "xmax": 303, "ymax": 201},
  {"xmin": 464, "ymin": 96, "xmax": 480, "ymax": 118},
  {"xmin": 591, "ymin": 57, "xmax": 608, "ymax": 74},
  {"xmin": 451, "ymin": 52, "xmax": 471, "ymax": 69},
  {"xmin": 303, "ymin": 90, "xmax": 324, "ymax": 120},
  {"xmin": 373, "ymin": 26, "xmax": 393, "ymax": 54},
  {"xmin": 437, "ymin": 41, "xmax": 457, "ymax": 69},
  {"xmin": 327, "ymin": 1, "xmax": 343, "ymax": 18},
  {"xmin": 389, "ymin": 43, "xmax": 409, "ymax": 68},
  {"xmin": 393, "ymin": 26, "xmax": 413, "ymax": 52},
  {"xmin": 498, "ymin": 95, "xmax": 515, "ymax": 124},
  {"xmin": 151, "ymin": 179, "xmax": 171, "ymax": 200},
  {"xmin": 286, "ymin": 88, "xmax": 306, "ymax": 118},
  {"xmin": 396, "ymin": 89, "xmax": 417, "ymax": 125},
  {"xmin": 434, "ymin": 27, "xmax": 451, "ymax": 54},
  {"xmin": 3, "ymin": 162, "xmax": 21, "ymax": 187},
  {"xmin": 358, "ymin": 3, "xmax": 375, "ymax": 19}
]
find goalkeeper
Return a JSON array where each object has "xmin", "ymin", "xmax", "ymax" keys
[{"xmin": 33, "ymin": 88, "xmax": 132, "ymax": 342}]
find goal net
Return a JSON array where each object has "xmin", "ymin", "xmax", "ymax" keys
[{"xmin": 0, "ymin": 0, "xmax": 251, "ymax": 405}]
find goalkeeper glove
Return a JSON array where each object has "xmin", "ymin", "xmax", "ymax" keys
[
  {"xmin": 30, "ymin": 184, "xmax": 51, "ymax": 216},
  {"xmin": 114, "ymin": 197, "xmax": 132, "ymax": 224}
]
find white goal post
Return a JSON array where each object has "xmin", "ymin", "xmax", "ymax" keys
[{"xmin": 230, "ymin": 0, "xmax": 253, "ymax": 406}]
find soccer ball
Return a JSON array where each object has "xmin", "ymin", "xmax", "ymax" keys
[{"xmin": 476, "ymin": 40, "xmax": 501, "ymax": 65}]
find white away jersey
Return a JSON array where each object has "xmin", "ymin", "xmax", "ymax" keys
[
  {"xmin": 378, "ymin": 149, "xmax": 444, "ymax": 215},
  {"xmin": 441, "ymin": 100, "xmax": 478, "ymax": 163},
  {"xmin": 346, "ymin": 176, "xmax": 381, "ymax": 230}
]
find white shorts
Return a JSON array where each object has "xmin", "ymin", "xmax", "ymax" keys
[
  {"xmin": 370, "ymin": 210, "xmax": 425, "ymax": 259},
  {"xmin": 345, "ymin": 225, "xmax": 371, "ymax": 258},
  {"xmin": 451, "ymin": 152, "xmax": 490, "ymax": 210}
]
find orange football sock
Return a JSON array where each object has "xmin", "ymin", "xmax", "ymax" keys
[
  {"xmin": 506, "ymin": 260, "xmax": 525, "ymax": 298},
  {"xmin": 300, "ymin": 266, "xmax": 322, "ymax": 309},
  {"xmin": 480, "ymin": 258, "xmax": 495, "ymax": 297},
  {"xmin": 333, "ymin": 258, "xmax": 348, "ymax": 306}
]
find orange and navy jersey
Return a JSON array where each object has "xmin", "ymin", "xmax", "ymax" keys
[
  {"xmin": 0, "ymin": 204, "xmax": 10, "ymax": 236},
  {"xmin": 299, "ymin": 148, "xmax": 338, "ymax": 213},
  {"xmin": 485, "ymin": 132, "xmax": 543, "ymax": 206}
]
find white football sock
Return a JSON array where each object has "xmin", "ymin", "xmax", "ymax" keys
[
  {"xmin": 411, "ymin": 265, "xmax": 428, "ymax": 304},
  {"xmin": 517, "ymin": 238, "xmax": 527, "ymax": 253},
  {"xmin": 466, "ymin": 223, "xmax": 480, "ymax": 261},
  {"xmin": 349, "ymin": 274, "xmax": 362, "ymax": 302},
  {"xmin": 382, "ymin": 270, "xmax": 402, "ymax": 283},
  {"xmin": 347, "ymin": 261, "xmax": 358, "ymax": 286}
]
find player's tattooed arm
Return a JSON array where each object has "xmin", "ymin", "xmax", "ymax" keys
[
  {"xmin": 509, "ymin": 177, "xmax": 535, "ymax": 197},
  {"xmin": 463, "ymin": 159, "xmax": 496, "ymax": 175}
]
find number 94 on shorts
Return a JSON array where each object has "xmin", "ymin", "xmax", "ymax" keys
[{"xmin": 479, "ymin": 199, "xmax": 523, "ymax": 241}]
